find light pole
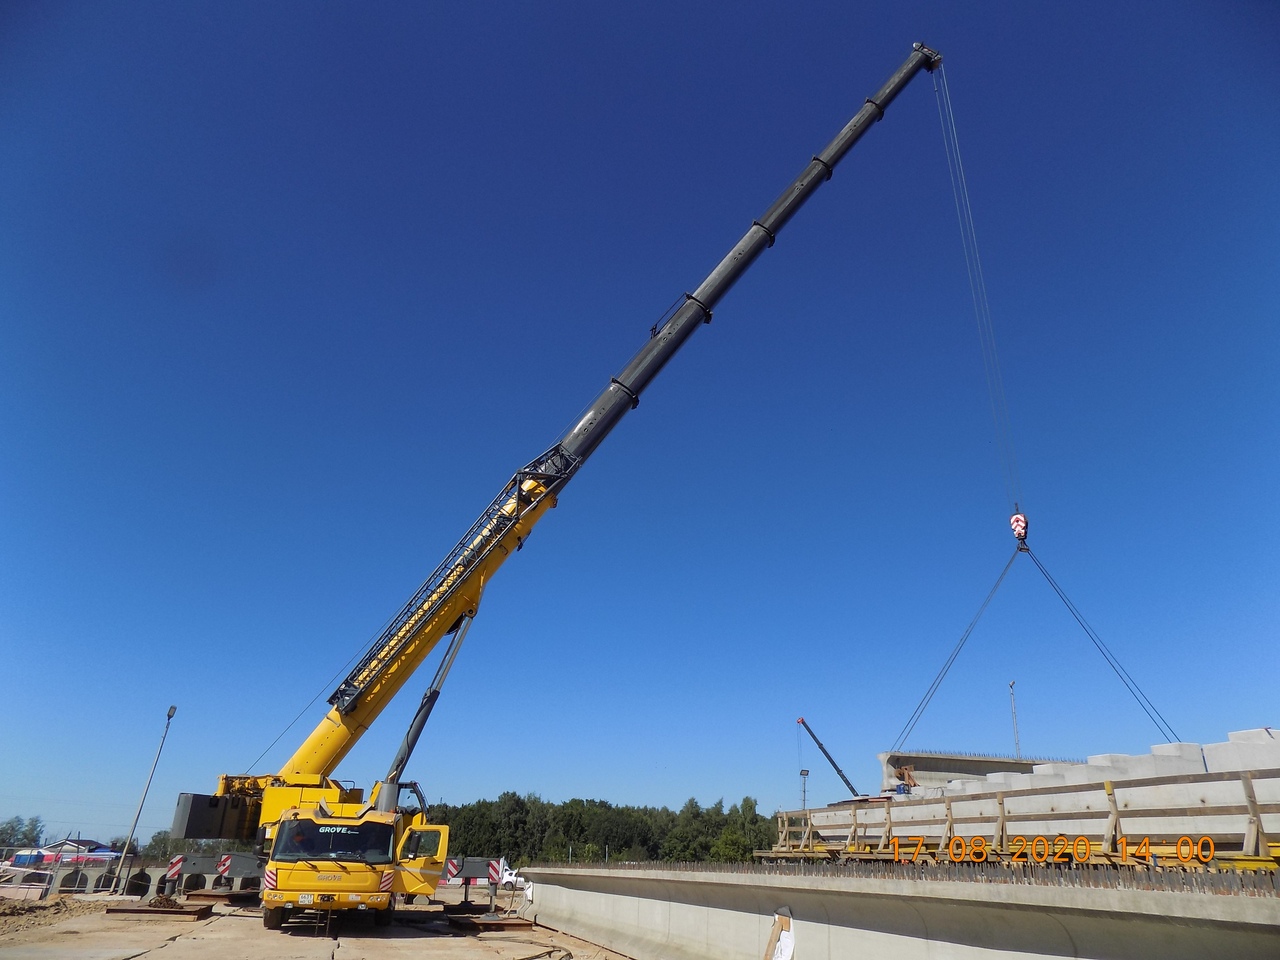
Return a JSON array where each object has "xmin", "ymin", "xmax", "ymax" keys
[{"xmin": 111, "ymin": 705, "xmax": 176, "ymax": 895}]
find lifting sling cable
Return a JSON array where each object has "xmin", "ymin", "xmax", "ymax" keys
[
  {"xmin": 933, "ymin": 66, "xmax": 1023, "ymax": 514},
  {"xmin": 247, "ymin": 671, "xmax": 357, "ymax": 774},
  {"xmin": 1024, "ymin": 546, "xmax": 1180, "ymax": 743},
  {"xmin": 890, "ymin": 547, "xmax": 1021, "ymax": 753},
  {"xmin": 928, "ymin": 70, "xmax": 1179, "ymax": 748},
  {"xmin": 243, "ymin": 612, "xmax": 427, "ymax": 773}
]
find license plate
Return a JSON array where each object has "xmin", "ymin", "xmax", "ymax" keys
[{"xmin": 298, "ymin": 894, "xmax": 314, "ymax": 905}]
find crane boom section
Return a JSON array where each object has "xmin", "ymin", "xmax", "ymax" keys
[
  {"xmin": 281, "ymin": 475, "xmax": 557, "ymax": 776},
  {"xmin": 799, "ymin": 717, "xmax": 860, "ymax": 797},
  {"xmin": 557, "ymin": 43, "xmax": 940, "ymax": 467},
  {"xmin": 214, "ymin": 41, "xmax": 938, "ymax": 797}
]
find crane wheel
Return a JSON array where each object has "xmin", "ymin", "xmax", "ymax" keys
[{"xmin": 262, "ymin": 907, "xmax": 284, "ymax": 929}]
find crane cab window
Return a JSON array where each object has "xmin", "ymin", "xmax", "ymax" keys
[
  {"xmin": 271, "ymin": 820, "xmax": 394, "ymax": 864},
  {"xmin": 399, "ymin": 828, "xmax": 442, "ymax": 860}
]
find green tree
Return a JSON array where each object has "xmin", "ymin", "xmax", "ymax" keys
[
  {"xmin": 108, "ymin": 836, "xmax": 140, "ymax": 856},
  {"xmin": 0, "ymin": 816, "xmax": 45, "ymax": 848},
  {"xmin": 142, "ymin": 830, "xmax": 172, "ymax": 859},
  {"xmin": 19, "ymin": 817, "xmax": 45, "ymax": 846},
  {"xmin": 709, "ymin": 823, "xmax": 752, "ymax": 861},
  {"xmin": 660, "ymin": 798, "xmax": 713, "ymax": 861},
  {"xmin": 0, "ymin": 817, "xmax": 25, "ymax": 848},
  {"xmin": 420, "ymin": 792, "xmax": 774, "ymax": 865}
]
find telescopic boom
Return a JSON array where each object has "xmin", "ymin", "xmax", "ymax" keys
[
  {"xmin": 798, "ymin": 717, "xmax": 861, "ymax": 797},
  {"xmin": 287, "ymin": 41, "xmax": 941, "ymax": 779},
  {"xmin": 184, "ymin": 43, "xmax": 939, "ymax": 838}
]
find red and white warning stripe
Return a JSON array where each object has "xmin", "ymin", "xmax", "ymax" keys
[
  {"xmin": 445, "ymin": 859, "xmax": 459, "ymax": 882},
  {"xmin": 488, "ymin": 859, "xmax": 500, "ymax": 885},
  {"xmin": 165, "ymin": 856, "xmax": 184, "ymax": 881},
  {"xmin": 264, "ymin": 868, "xmax": 277, "ymax": 890},
  {"xmin": 1010, "ymin": 513, "xmax": 1028, "ymax": 540},
  {"xmin": 216, "ymin": 855, "xmax": 232, "ymax": 877},
  {"xmin": 380, "ymin": 869, "xmax": 394, "ymax": 892}
]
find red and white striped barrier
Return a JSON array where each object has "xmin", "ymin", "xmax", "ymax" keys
[
  {"xmin": 445, "ymin": 859, "xmax": 459, "ymax": 884},
  {"xmin": 165, "ymin": 856, "xmax": 184, "ymax": 881},
  {"xmin": 488, "ymin": 859, "xmax": 500, "ymax": 885},
  {"xmin": 216, "ymin": 855, "xmax": 232, "ymax": 878}
]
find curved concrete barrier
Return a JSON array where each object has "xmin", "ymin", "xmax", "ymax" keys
[
  {"xmin": 522, "ymin": 864, "xmax": 1280, "ymax": 960},
  {"xmin": 0, "ymin": 861, "xmax": 259, "ymax": 902}
]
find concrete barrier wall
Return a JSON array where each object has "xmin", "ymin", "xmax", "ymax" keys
[
  {"xmin": 0, "ymin": 861, "xmax": 257, "ymax": 901},
  {"xmin": 522, "ymin": 865, "xmax": 1280, "ymax": 960}
]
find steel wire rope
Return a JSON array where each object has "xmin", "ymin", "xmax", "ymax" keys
[
  {"xmin": 243, "ymin": 617, "xmax": 397, "ymax": 772},
  {"xmin": 890, "ymin": 548, "xmax": 1021, "ymax": 753},
  {"xmin": 1023, "ymin": 546, "xmax": 1180, "ymax": 742},
  {"xmin": 929, "ymin": 69, "xmax": 1179, "ymax": 749},
  {"xmin": 933, "ymin": 66, "xmax": 1023, "ymax": 514}
]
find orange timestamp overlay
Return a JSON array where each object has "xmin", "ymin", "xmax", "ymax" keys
[{"xmin": 888, "ymin": 834, "xmax": 1217, "ymax": 864}]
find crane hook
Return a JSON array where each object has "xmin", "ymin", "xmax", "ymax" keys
[{"xmin": 1010, "ymin": 511, "xmax": 1028, "ymax": 550}]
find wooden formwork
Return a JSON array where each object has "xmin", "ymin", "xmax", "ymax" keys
[{"xmin": 764, "ymin": 767, "xmax": 1280, "ymax": 869}]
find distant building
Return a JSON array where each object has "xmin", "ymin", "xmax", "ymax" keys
[
  {"xmin": 44, "ymin": 838, "xmax": 109, "ymax": 856},
  {"xmin": 9, "ymin": 839, "xmax": 118, "ymax": 866}
]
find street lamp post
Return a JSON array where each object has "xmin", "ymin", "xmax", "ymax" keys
[{"xmin": 111, "ymin": 705, "xmax": 176, "ymax": 895}]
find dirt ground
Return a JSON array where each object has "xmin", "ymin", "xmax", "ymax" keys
[
  {"xmin": 0, "ymin": 897, "xmax": 106, "ymax": 937},
  {"xmin": 0, "ymin": 884, "xmax": 632, "ymax": 960}
]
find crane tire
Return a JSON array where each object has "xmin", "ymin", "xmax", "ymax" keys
[{"xmin": 263, "ymin": 907, "xmax": 284, "ymax": 930}]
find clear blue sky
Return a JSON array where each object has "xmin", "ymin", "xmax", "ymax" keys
[{"xmin": 2, "ymin": 2, "xmax": 1276, "ymax": 846}]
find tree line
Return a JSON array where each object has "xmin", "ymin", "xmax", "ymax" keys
[
  {"xmin": 424, "ymin": 793, "xmax": 776, "ymax": 865},
  {"xmin": 6, "ymin": 793, "xmax": 778, "ymax": 865},
  {"xmin": 0, "ymin": 816, "xmax": 46, "ymax": 849}
]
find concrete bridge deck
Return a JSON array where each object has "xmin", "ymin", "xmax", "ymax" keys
[{"xmin": 522, "ymin": 862, "xmax": 1280, "ymax": 960}]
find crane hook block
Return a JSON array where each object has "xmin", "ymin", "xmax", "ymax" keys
[{"xmin": 1010, "ymin": 513, "xmax": 1028, "ymax": 541}]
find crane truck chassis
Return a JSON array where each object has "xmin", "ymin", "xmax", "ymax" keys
[{"xmin": 172, "ymin": 42, "xmax": 942, "ymax": 928}]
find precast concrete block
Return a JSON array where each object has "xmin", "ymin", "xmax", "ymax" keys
[
  {"xmin": 1086, "ymin": 753, "xmax": 1132, "ymax": 768},
  {"xmin": 1227, "ymin": 728, "xmax": 1278, "ymax": 744},
  {"xmin": 1151, "ymin": 741, "xmax": 1206, "ymax": 762},
  {"xmin": 1204, "ymin": 740, "xmax": 1280, "ymax": 773},
  {"xmin": 951, "ymin": 798, "xmax": 1001, "ymax": 822},
  {"xmin": 1060, "ymin": 765, "xmax": 1108, "ymax": 785}
]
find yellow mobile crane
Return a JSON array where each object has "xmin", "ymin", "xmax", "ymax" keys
[{"xmin": 172, "ymin": 42, "xmax": 942, "ymax": 929}]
